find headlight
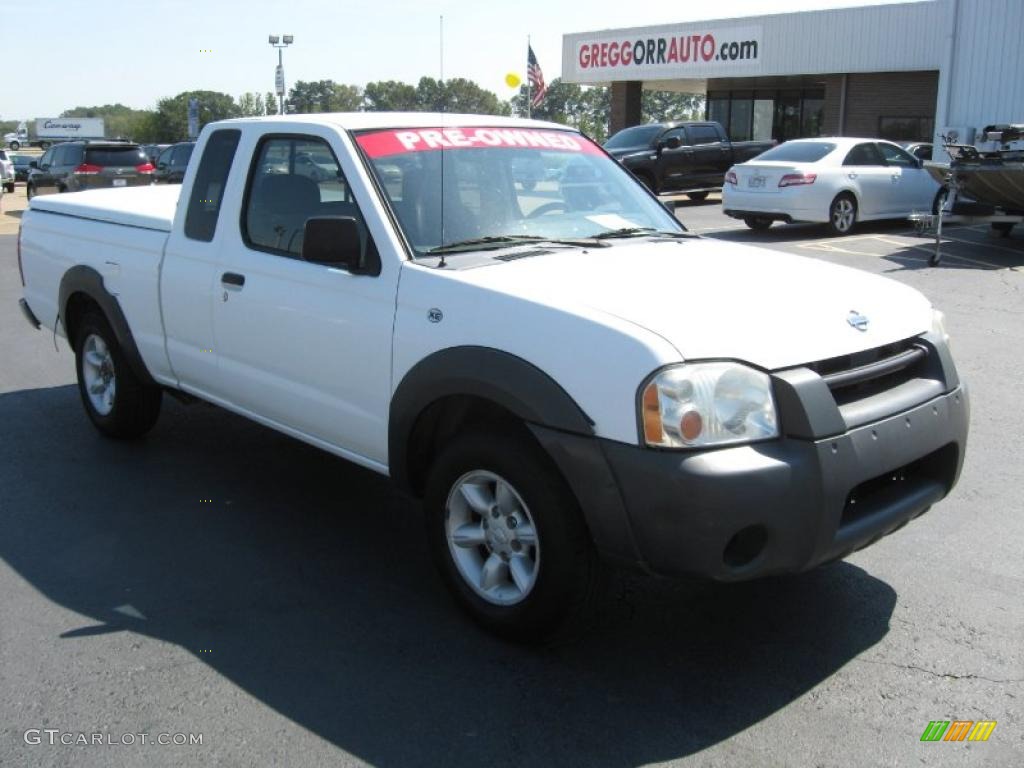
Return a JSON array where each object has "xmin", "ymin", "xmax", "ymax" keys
[{"xmin": 640, "ymin": 363, "xmax": 779, "ymax": 448}]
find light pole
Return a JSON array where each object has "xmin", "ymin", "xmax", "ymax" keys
[{"xmin": 268, "ymin": 35, "xmax": 294, "ymax": 115}]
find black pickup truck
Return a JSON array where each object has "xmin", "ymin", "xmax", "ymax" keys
[{"xmin": 604, "ymin": 121, "xmax": 775, "ymax": 200}]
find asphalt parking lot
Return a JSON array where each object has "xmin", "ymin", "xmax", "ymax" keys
[{"xmin": 1, "ymin": 197, "xmax": 1022, "ymax": 767}]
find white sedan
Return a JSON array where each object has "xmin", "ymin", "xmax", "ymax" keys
[{"xmin": 722, "ymin": 138, "xmax": 945, "ymax": 235}]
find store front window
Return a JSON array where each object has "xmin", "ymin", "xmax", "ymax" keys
[{"xmin": 707, "ymin": 87, "xmax": 825, "ymax": 142}]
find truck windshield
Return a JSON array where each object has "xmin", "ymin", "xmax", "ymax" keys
[
  {"xmin": 356, "ymin": 127, "xmax": 682, "ymax": 256},
  {"xmin": 604, "ymin": 125, "xmax": 663, "ymax": 149}
]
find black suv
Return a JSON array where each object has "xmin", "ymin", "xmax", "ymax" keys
[
  {"xmin": 27, "ymin": 142, "xmax": 154, "ymax": 198},
  {"xmin": 154, "ymin": 141, "xmax": 195, "ymax": 184}
]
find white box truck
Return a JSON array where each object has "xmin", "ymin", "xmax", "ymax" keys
[{"xmin": 5, "ymin": 118, "xmax": 106, "ymax": 150}]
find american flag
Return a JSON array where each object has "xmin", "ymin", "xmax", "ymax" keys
[{"xmin": 528, "ymin": 45, "xmax": 547, "ymax": 108}]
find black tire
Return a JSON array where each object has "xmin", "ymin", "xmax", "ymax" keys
[
  {"xmin": 73, "ymin": 310, "xmax": 162, "ymax": 439},
  {"xmin": 686, "ymin": 191, "xmax": 709, "ymax": 202},
  {"xmin": 991, "ymin": 222, "xmax": 1014, "ymax": 237},
  {"xmin": 932, "ymin": 187, "xmax": 948, "ymax": 215},
  {"xmin": 424, "ymin": 428, "xmax": 602, "ymax": 643},
  {"xmin": 744, "ymin": 216, "xmax": 773, "ymax": 231},
  {"xmin": 827, "ymin": 193, "xmax": 857, "ymax": 236},
  {"xmin": 4, "ymin": 182, "xmax": 13, "ymax": 194},
  {"xmin": 25, "ymin": 183, "xmax": 34, "ymax": 200},
  {"xmin": 9, "ymin": 140, "xmax": 20, "ymax": 150}
]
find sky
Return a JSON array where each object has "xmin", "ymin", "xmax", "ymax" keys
[{"xmin": 3, "ymin": 0, "xmax": 928, "ymax": 119}]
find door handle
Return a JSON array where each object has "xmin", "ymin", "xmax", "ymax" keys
[{"xmin": 221, "ymin": 272, "xmax": 245, "ymax": 287}]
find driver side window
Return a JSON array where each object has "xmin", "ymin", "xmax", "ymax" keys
[
  {"xmin": 876, "ymin": 142, "xmax": 917, "ymax": 168},
  {"xmin": 843, "ymin": 143, "xmax": 884, "ymax": 166}
]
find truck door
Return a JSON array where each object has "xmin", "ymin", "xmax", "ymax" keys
[
  {"xmin": 161, "ymin": 129, "xmax": 242, "ymax": 397},
  {"xmin": 213, "ymin": 131, "xmax": 399, "ymax": 467},
  {"xmin": 654, "ymin": 127, "xmax": 688, "ymax": 192},
  {"xmin": 685, "ymin": 124, "xmax": 730, "ymax": 189}
]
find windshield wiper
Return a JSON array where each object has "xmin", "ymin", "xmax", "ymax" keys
[
  {"xmin": 592, "ymin": 227, "xmax": 697, "ymax": 240},
  {"xmin": 428, "ymin": 235, "xmax": 546, "ymax": 254},
  {"xmin": 427, "ymin": 234, "xmax": 608, "ymax": 254}
]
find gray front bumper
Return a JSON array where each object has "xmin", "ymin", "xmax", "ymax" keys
[{"xmin": 532, "ymin": 333, "xmax": 969, "ymax": 580}]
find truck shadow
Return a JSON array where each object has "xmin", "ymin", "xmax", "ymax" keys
[{"xmin": 0, "ymin": 385, "xmax": 896, "ymax": 767}]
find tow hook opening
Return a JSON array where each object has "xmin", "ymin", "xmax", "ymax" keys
[{"xmin": 723, "ymin": 525, "xmax": 767, "ymax": 569}]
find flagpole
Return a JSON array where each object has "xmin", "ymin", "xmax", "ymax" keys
[{"xmin": 526, "ymin": 35, "xmax": 531, "ymax": 119}]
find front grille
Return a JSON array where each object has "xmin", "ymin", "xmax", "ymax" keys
[
  {"xmin": 807, "ymin": 337, "xmax": 929, "ymax": 407},
  {"xmin": 840, "ymin": 443, "xmax": 958, "ymax": 529}
]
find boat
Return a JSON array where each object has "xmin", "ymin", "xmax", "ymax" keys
[{"xmin": 924, "ymin": 124, "xmax": 1024, "ymax": 215}]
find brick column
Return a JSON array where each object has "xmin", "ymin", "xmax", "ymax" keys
[{"xmin": 610, "ymin": 81, "xmax": 643, "ymax": 136}]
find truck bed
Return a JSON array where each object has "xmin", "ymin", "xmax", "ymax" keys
[{"xmin": 28, "ymin": 185, "xmax": 180, "ymax": 232}]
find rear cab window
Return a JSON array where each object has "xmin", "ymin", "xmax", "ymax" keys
[
  {"xmin": 185, "ymin": 129, "xmax": 241, "ymax": 242},
  {"xmin": 685, "ymin": 125, "xmax": 722, "ymax": 145}
]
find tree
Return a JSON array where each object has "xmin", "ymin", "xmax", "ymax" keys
[
  {"xmin": 265, "ymin": 92, "xmax": 278, "ymax": 116},
  {"xmin": 288, "ymin": 80, "xmax": 362, "ymax": 113},
  {"xmin": 362, "ymin": 80, "xmax": 419, "ymax": 111},
  {"xmin": 510, "ymin": 78, "xmax": 601, "ymax": 134},
  {"xmin": 418, "ymin": 77, "xmax": 510, "ymax": 115},
  {"xmin": 642, "ymin": 90, "xmax": 705, "ymax": 123},
  {"xmin": 237, "ymin": 92, "xmax": 265, "ymax": 117},
  {"xmin": 60, "ymin": 103, "xmax": 156, "ymax": 141},
  {"xmin": 152, "ymin": 91, "xmax": 239, "ymax": 142}
]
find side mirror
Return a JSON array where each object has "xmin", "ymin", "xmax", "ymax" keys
[
  {"xmin": 302, "ymin": 216, "xmax": 370, "ymax": 273},
  {"xmin": 660, "ymin": 136, "xmax": 682, "ymax": 150}
]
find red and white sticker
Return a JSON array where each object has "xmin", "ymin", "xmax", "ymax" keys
[{"xmin": 356, "ymin": 127, "xmax": 603, "ymax": 158}]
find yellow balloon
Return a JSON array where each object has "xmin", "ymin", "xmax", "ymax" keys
[{"xmin": 505, "ymin": 73, "xmax": 521, "ymax": 88}]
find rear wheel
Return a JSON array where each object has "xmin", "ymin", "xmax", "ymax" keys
[
  {"xmin": 74, "ymin": 310, "xmax": 162, "ymax": 439},
  {"xmin": 425, "ymin": 428, "xmax": 601, "ymax": 642},
  {"xmin": 9, "ymin": 140, "xmax": 20, "ymax": 150},
  {"xmin": 992, "ymin": 221, "xmax": 1014, "ymax": 237},
  {"xmin": 744, "ymin": 216, "xmax": 773, "ymax": 231},
  {"xmin": 827, "ymin": 193, "xmax": 857, "ymax": 236},
  {"xmin": 686, "ymin": 191, "xmax": 709, "ymax": 202},
  {"xmin": 25, "ymin": 183, "xmax": 34, "ymax": 200}
]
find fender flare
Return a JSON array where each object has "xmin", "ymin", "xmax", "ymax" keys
[
  {"xmin": 388, "ymin": 346, "xmax": 594, "ymax": 490},
  {"xmin": 58, "ymin": 265, "xmax": 158, "ymax": 387}
]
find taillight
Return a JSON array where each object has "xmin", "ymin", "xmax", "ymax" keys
[
  {"xmin": 17, "ymin": 223, "xmax": 25, "ymax": 286},
  {"xmin": 136, "ymin": 162, "xmax": 155, "ymax": 174},
  {"xmin": 778, "ymin": 173, "xmax": 816, "ymax": 187},
  {"xmin": 73, "ymin": 163, "xmax": 102, "ymax": 175},
  {"xmin": 725, "ymin": 170, "xmax": 738, "ymax": 186}
]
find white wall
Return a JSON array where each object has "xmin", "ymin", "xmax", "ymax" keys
[
  {"xmin": 562, "ymin": 1, "xmax": 945, "ymax": 86},
  {"xmin": 944, "ymin": 0, "xmax": 1024, "ymax": 129}
]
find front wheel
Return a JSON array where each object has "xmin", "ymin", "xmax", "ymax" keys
[
  {"xmin": 686, "ymin": 191, "xmax": 709, "ymax": 202},
  {"xmin": 74, "ymin": 310, "xmax": 162, "ymax": 439},
  {"xmin": 9, "ymin": 140, "xmax": 20, "ymax": 150},
  {"xmin": 991, "ymin": 222, "xmax": 1014, "ymax": 237},
  {"xmin": 744, "ymin": 216, "xmax": 772, "ymax": 231},
  {"xmin": 827, "ymin": 193, "xmax": 857, "ymax": 236},
  {"xmin": 4, "ymin": 182, "xmax": 13, "ymax": 193},
  {"xmin": 25, "ymin": 183, "xmax": 34, "ymax": 200},
  {"xmin": 425, "ymin": 428, "xmax": 601, "ymax": 642}
]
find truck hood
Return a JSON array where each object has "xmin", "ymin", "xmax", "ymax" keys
[{"xmin": 457, "ymin": 238, "xmax": 933, "ymax": 370}]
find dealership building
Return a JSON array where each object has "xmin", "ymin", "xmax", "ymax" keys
[{"xmin": 562, "ymin": 0, "xmax": 1024, "ymax": 152}]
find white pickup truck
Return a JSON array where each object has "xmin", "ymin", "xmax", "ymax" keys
[{"xmin": 17, "ymin": 114, "xmax": 969, "ymax": 640}]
